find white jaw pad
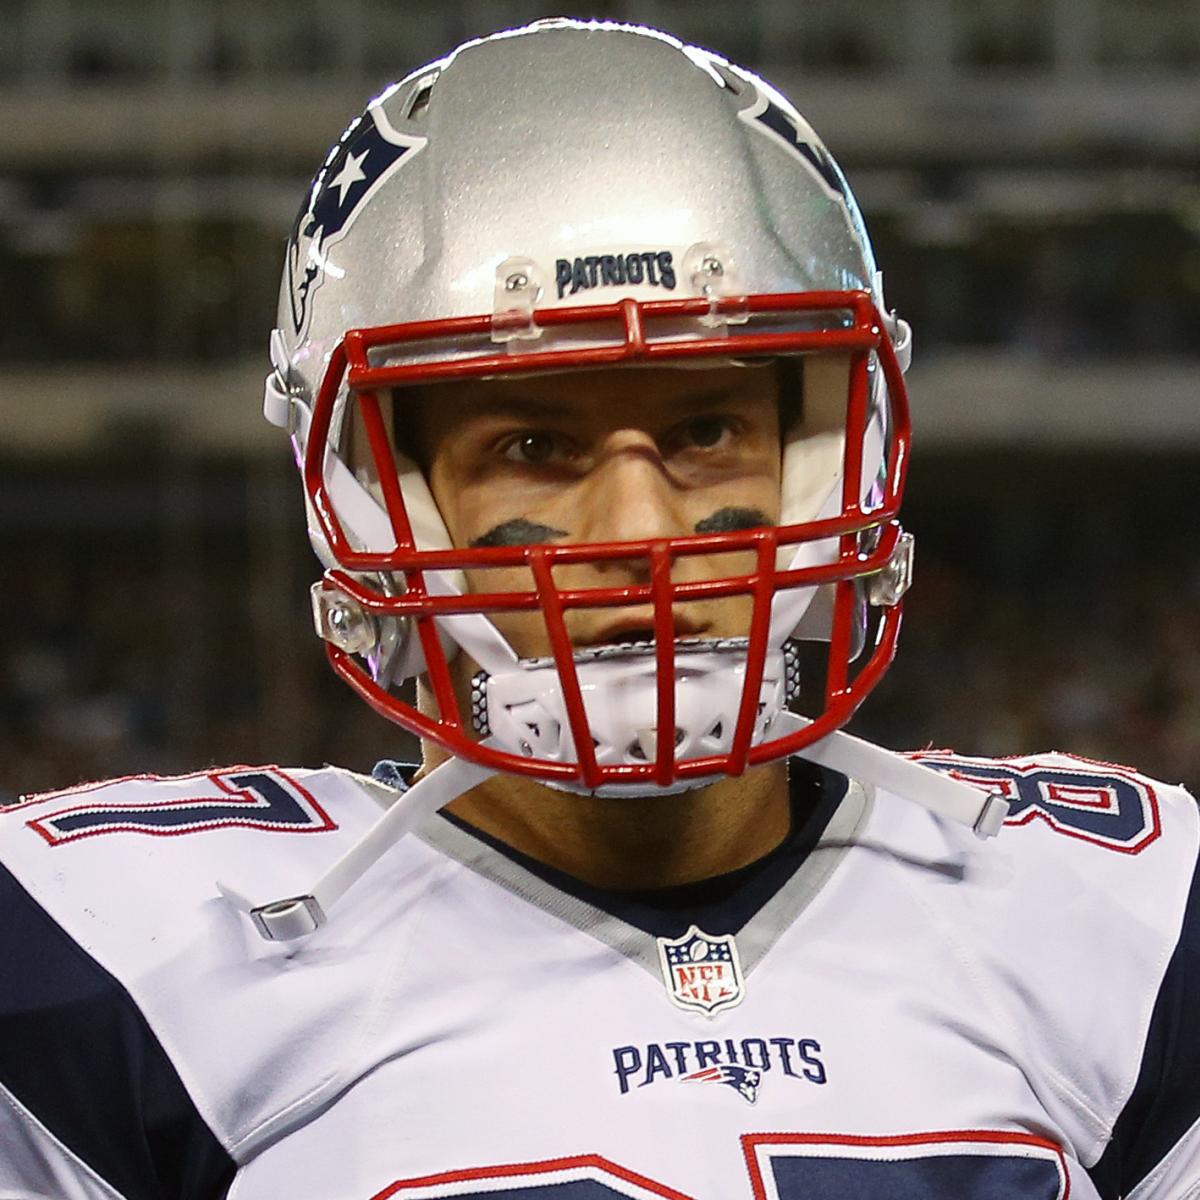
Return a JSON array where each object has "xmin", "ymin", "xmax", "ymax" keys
[
  {"xmin": 304, "ymin": 408, "xmax": 518, "ymax": 678},
  {"xmin": 770, "ymin": 353, "xmax": 888, "ymax": 649},
  {"xmin": 420, "ymin": 569, "xmax": 519, "ymax": 675},
  {"xmin": 779, "ymin": 355, "xmax": 848, "ymax": 529}
]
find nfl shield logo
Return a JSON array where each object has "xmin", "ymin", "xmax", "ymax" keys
[{"xmin": 656, "ymin": 925, "xmax": 746, "ymax": 1016}]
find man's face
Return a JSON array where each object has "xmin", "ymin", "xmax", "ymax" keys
[{"xmin": 407, "ymin": 363, "xmax": 784, "ymax": 661}]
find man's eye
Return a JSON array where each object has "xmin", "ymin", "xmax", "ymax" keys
[
  {"xmin": 681, "ymin": 415, "xmax": 736, "ymax": 450},
  {"xmin": 500, "ymin": 431, "xmax": 567, "ymax": 465}
]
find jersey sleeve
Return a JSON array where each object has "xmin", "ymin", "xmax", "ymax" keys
[
  {"xmin": 0, "ymin": 763, "xmax": 403, "ymax": 1199},
  {"xmin": 1088, "ymin": 836, "xmax": 1200, "ymax": 1200},
  {"xmin": 906, "ymin": 748, "xmax": 1200, "ymax": 1191},
  {"xmin": 0, "ymin": 859, "xmax": 236, "ymax": 1200}
]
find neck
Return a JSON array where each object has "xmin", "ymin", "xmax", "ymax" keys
[{"xmin": 430, "ymin": 751, "xmax": 793, "ymax": 890}]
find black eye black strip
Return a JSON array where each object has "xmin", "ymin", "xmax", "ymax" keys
[
  {"xmin": 694, "ymin": 507, "xmax": 770, "ymax": 534},
  {"xmin": 470, "ymin": 518, "xmax": 570, "ymax": 548},
  {"xmin": 470, "ymin": 508, "xmax": 767, "ymax": 547}
]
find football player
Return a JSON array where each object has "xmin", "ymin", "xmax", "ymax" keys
[{"xmin": 2, "ymin": 19, "xmax": 1197, "ymax": 1200}]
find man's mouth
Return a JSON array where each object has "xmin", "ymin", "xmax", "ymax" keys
[
  {"xmin": 582, "ymin": 613, "xmax": 709, "ymax": 649},
  {"xmin": 604, "ymin": 627, "xmax": 656, "ymax": 647}
]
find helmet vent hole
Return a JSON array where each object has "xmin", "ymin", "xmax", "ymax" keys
[
  {"xmin": 407, "ymin": 76, "xmax": 437, "ymax": 120},
  {"xmin": 708, "ymin": 720, "xmax": 723, "ymax": 740}
]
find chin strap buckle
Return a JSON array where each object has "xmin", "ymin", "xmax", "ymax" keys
[
  {"xmin": 972, "ymin": 792, "xmax": 1012, "ymax": 840},
  {"xmin": 250, "ymin": 894, "xmax": 326, "ymax": 941}
]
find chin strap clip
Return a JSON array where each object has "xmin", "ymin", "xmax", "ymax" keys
[
  {"xmin": 492, "ymin": 256, "xmax": 544, "ymax": 344},
  {"xmin": 684, "ymin": 241, "xmax": 748, "ymax": 327},
  {"xmin": 217, "ymin": 753, "xmax": 498, "ymax": 942},
  {"xmin": 250, "ymin": 894, "xmax": 326, "ymax": 941}
]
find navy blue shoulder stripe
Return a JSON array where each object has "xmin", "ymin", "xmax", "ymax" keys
[
  {"xmin": 0, "ymin": 861, "xmax": 235, "ymax": 1200},
  {"xmin": 1088, "ymin": 833, "xmax": 1200, "ymax": 1198}
]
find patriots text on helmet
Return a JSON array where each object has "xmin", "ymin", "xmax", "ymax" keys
[{"xmin": 555, "ymin": 251, "xmax": 678, "ymax": 299}]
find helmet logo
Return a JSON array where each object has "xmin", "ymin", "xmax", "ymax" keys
[
  {"xmin": 740, "ymin": 91, "xmax": 847, "ymax": 201},
  {"xmin": 286, "ymin": 101, "xmax": 426, "ymax": 339}
]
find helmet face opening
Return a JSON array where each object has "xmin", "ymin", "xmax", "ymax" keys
[{"xmin": 302, "ymin": 290, "xmax": 912, "ymax": 794}]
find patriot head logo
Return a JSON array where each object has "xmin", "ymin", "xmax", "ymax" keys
[
  {"xmin": 683, "ymin": 1063, "xmax": 762, "ymax": 1104},
  {"xmin": 656, "ymin": 925, "xmax": 746, "ymax": 1016},
  {"xmin": 286, "ymin": 93, "xmax": 425, "ymax": 340}
]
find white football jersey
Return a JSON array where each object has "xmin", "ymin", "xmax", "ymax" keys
[{"xmin": 0, "ymin": 750, "xmax": 1197, "ymax": 1200}]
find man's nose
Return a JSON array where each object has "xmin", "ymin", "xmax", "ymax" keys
[{"xmin": 573, "ymin": 430, "xmax": 691, "ymax": 547}]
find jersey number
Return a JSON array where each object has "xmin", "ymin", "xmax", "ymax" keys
[
  {"xmin": 27, "ymin": 769, "xmax": 336, "ymax": 845},
  {"xmin": 915, "ymin": 755, "xmax": 1160, "ymax": 853},
  {"xmin": 373, "ymin": 1132, "xmax": 1068, "ymax": 1199}
]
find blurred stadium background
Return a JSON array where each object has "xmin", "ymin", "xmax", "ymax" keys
[{"xmin": 2, "ymin": 0, "xmax": 1199, "ymax": 801}]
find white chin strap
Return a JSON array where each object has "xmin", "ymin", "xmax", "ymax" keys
[{"xmin": 217, "ymin": 717, "xmax": 1009, "ymax": 942}]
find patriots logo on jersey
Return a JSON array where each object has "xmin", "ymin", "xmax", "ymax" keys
[
  {"xmin": 682, "ymin": 1063, "xmax": 762, "ymax": 1103},
  {"xmin": 657, "ymin": 925, "xmax": 745, "ymax": 1016},
  {"xmin": 286, "ymin": 96, "xmax": 425, "ymax": 339}
]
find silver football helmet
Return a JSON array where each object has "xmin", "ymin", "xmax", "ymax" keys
[{"xmin": 264, "ymin": 18, "xmax": 915, "ymax": 796}]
